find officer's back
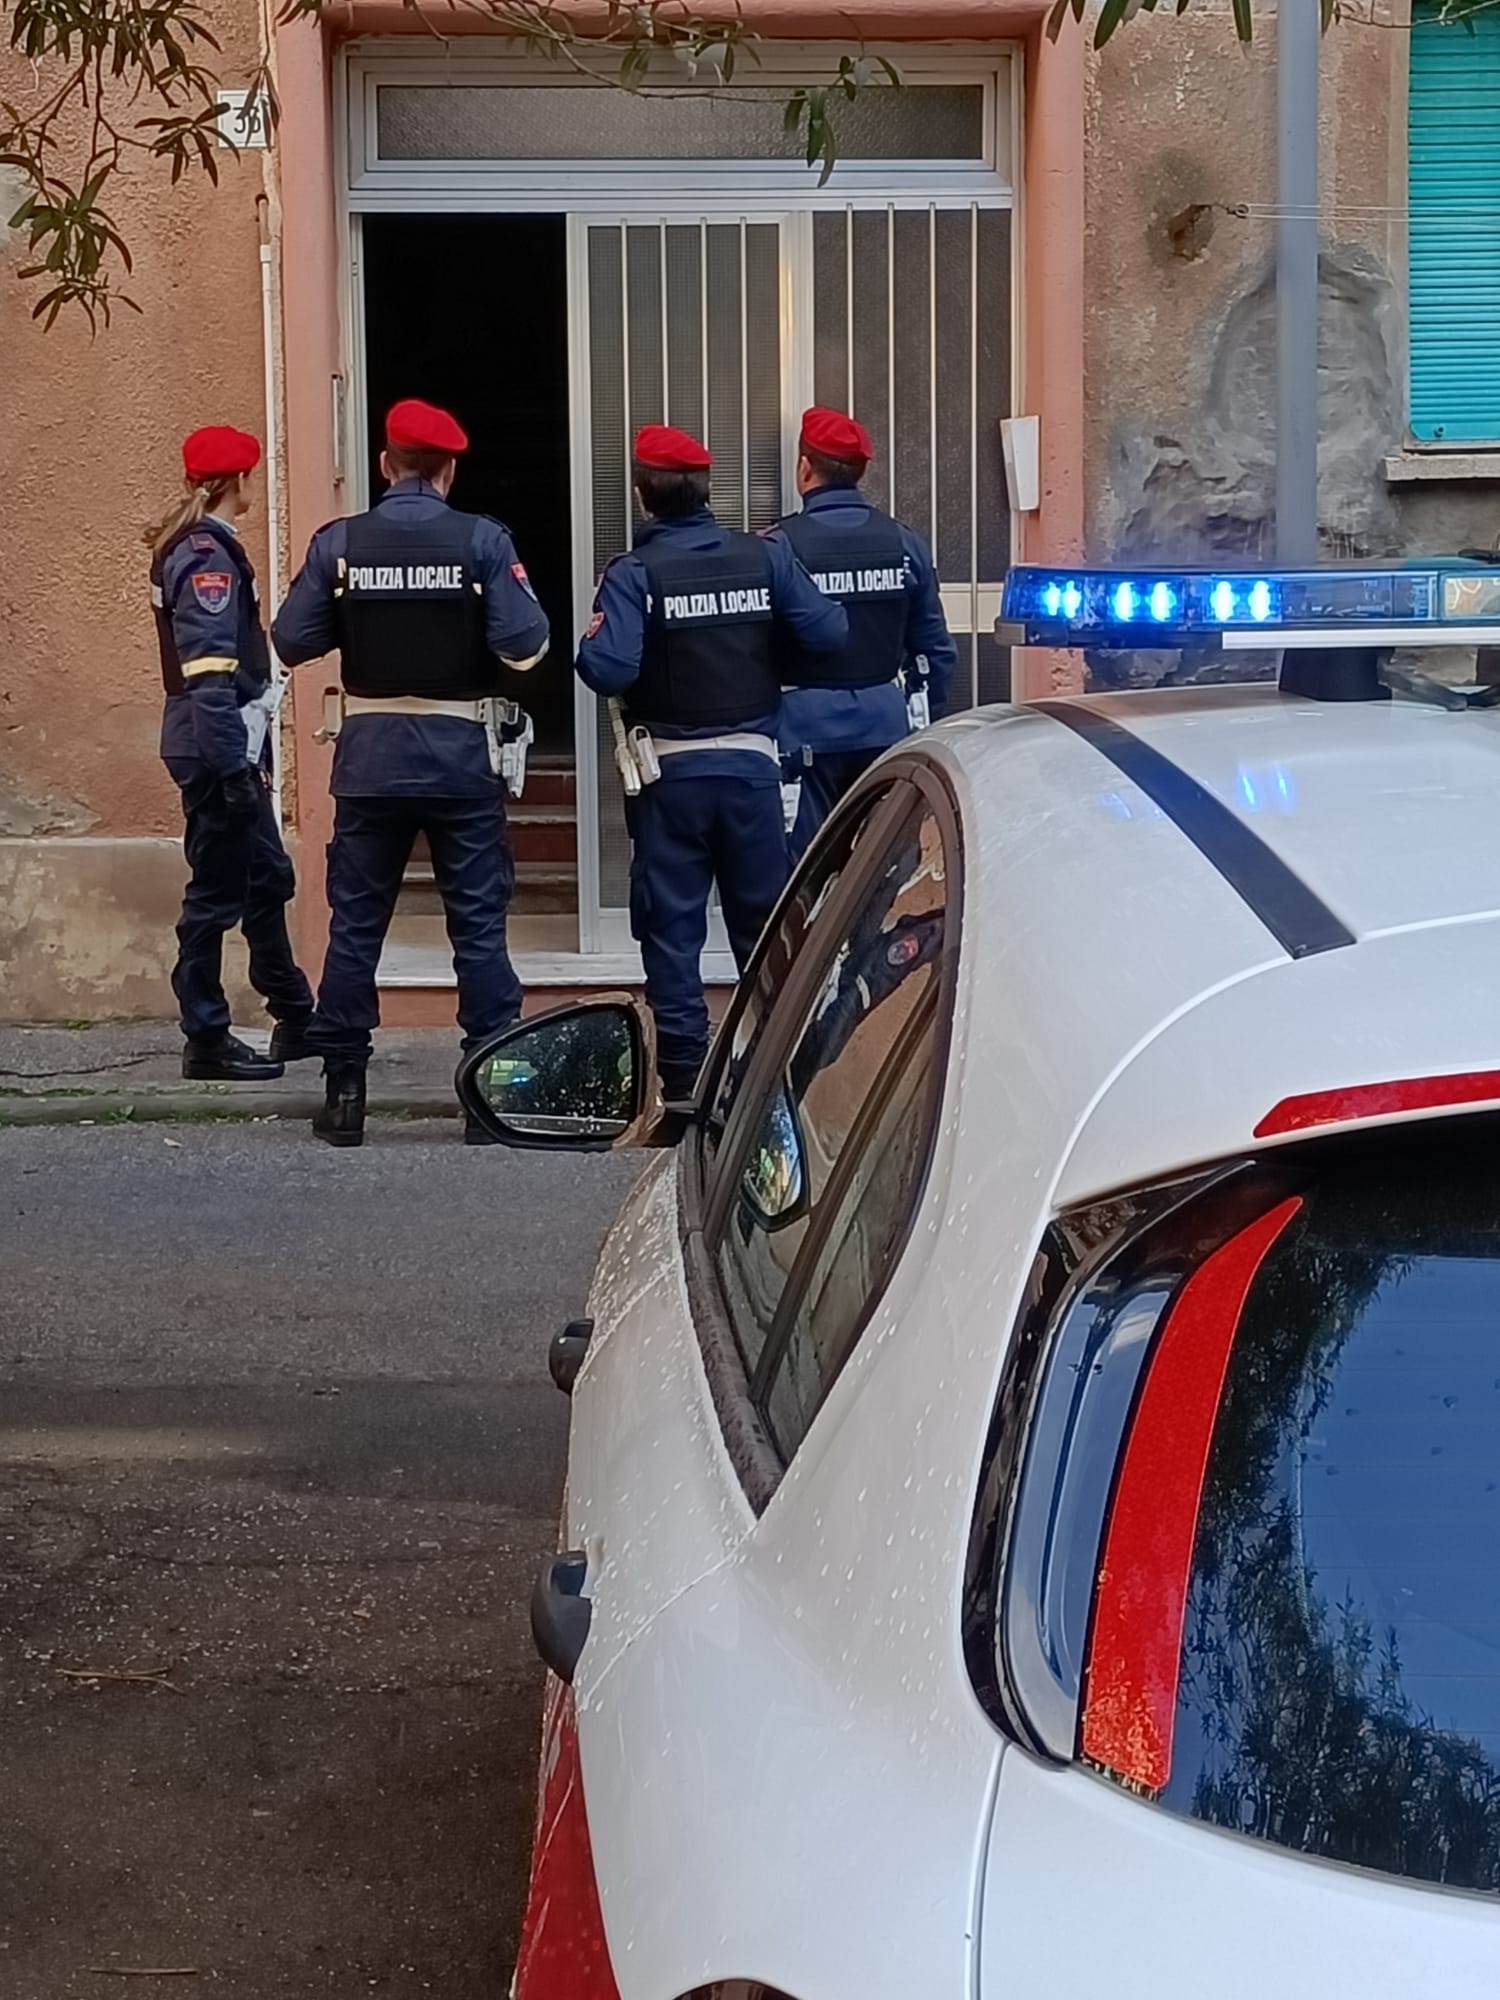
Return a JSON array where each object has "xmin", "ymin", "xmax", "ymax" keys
[
  {"xmin": 575, "ymin": 423, "xmax": 846, "ymax": 1104},
  {"xmin": 271, "ymin": 397, "xmax": 549, "ymax": 1148},
  {"xmin": 769, "ymin": 407, "xmax": 957, "ymax": 859}
]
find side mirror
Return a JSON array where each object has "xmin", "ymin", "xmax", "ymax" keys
[{"xmin": 456, "ymin": 999, "xmax": 654, "ymax": 1150}]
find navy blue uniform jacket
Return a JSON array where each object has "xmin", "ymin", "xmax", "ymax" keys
[
  {"xmin": 272, "ymin": 480, "xmax": 550, "ymax": 798},
  {"xmin": 764, "ymin": 485, "xmax": 957, "ymax": 757},
  {"xmin": 574, "ymin": 511, "xmax": 847, "ymax": 785},
  {"xmin": 157, "ymin": 517, "xmax": 268, "ymax": 779}
]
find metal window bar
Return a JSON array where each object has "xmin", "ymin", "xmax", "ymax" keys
[
  {"xmin": 660, "ymin": 220, "xmax": 671, "ymax": 419},
  {"xmin": 740, "ymin": 221, "xmax": 751, "ymax": 529},
  {"xmin": 845, "ymin": 205, "xmax": 855, "ymax": 413},
  {"xmin": 887, "ymin": 203, "xmax": 897, "ymax": 521},
  {"xmin": 969, "ymin": 199, "xmax": 980, "ymax": 710},
  {"xmin": 930, "ymin": 202, "xmax": 940, "ymax": 579},
  {"xmin": 620, "ymin": 219, "xmax": 633, "ymax": 547}
]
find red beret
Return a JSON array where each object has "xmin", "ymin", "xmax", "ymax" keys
[
  {"xmin": 182, "ymin": 425, "xmax": 261, "ymax": 484},
  {"xmin": 385, "ymin": 399, "xmax": 469, "ymax": 455},
  {"xmin": 634, "ymin": 424, "xmax": 713, "ymax": 472},
  {"xmin": 800, "ymin": 406, "xmax": 874, "ymax": 466}
]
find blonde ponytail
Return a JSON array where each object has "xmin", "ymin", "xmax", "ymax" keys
[{"xmin": 144, "ymin": 476, "xmax": 237, "ymax": 559}]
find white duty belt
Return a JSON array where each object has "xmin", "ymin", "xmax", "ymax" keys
[
  {"xmin": 343, "ymin": 695, "xmax": 487, "ymax": 722},
  {"xmin": 652, "ymin": 732, "xmax": 779, "ymax": 763}
]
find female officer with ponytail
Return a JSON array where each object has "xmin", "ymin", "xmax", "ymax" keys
[{"xmin": 146, "ymin": 425, "xmax": 313, "ymax": 1079}]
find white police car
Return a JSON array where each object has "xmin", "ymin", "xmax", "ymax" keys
[{"xmin": 463, "ymin": 563, "xmax": 1500, "ymax": 2000}]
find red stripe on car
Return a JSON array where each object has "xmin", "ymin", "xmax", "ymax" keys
[
  {"xmin": 1081, "ymin": 1197, "xmax": 1303, "ymax": 1793},
  {"xmin": 1256, "ymin": 1069, "xmax": 1500, "ymax": 1138},
  {"xmin": 513, "ymin": 1678, "xmax": 621, "ymax": 2000}
]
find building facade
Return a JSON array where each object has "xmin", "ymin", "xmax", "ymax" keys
[{"xmin": 1, "ymin": 1, "xmax": 1486, "ymax": 1022}]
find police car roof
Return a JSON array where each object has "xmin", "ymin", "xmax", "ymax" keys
[{"xmin": 919, "ymin": 685, "xmax": 1500, "ymax": 1207}]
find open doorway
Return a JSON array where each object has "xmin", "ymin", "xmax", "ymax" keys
[
  {"xmin": 360, "ymin": 213, "xmax": 574, "ymax": 753},
  {"xmin": 362, "ymin": 213, "xmax": 579, "ymax": 965}
]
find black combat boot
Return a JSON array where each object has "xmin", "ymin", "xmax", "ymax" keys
[
  {"xmin": 268, "ymin": 1016, "xmax": 317, "ymax": 1064},
  {"xmin": 312, "ymin": 1062, "xmax": 367, "ymax": 1148},
  {"xmin": 658, "ymin": 1064, "xmax": 701, "ymax": 1117},
  {"xmin": 182, "ymin": 1033, "xmax": 285, "ymax": 1082}
]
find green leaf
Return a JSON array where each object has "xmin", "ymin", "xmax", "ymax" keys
[
  {"xmin": 1231, "ymin": 0, "xmax": 1253, "ymax": 38},
  {"xmin": 1045, "ymin": 0, "xmax": 1085, "ymax": 40}
]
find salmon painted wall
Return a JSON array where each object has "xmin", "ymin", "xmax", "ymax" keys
[{"xmin": 0, "ymin": 0, "xmax": 273, "ymax": 845}]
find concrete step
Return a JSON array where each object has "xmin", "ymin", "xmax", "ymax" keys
[
  {"xmin": 524, "ymin": 760, "xmax": 577, "ymax": 810},
  {"xmin": 399, "ymin": 862, "xmax": 577, "ymax": 919},
  {"xmin": 384, "ymin": 910, "xmax": 580, "ymax": 963},
  {"xmin": 507, "ymin": 806, "xmax": 578, "ymax": 867}
]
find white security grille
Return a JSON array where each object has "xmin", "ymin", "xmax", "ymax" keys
[
  {"xmin": 581, "ymin": 218, "xmax": 786, "ymax": 919},
  {"xmin": 811, "ymin": 203, "xmax": 1012, "ymax": 709},
  {"xmin": 574, "ymin": 201, "xmax": 1011, "ymax": 940}
]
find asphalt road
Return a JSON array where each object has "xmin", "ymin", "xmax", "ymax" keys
[{"xmin": 0, "ymin": 1120, "xmax": 641, "ymax": 1997}]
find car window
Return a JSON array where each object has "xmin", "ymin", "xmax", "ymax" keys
[
  {"xmin": 1090, "ymin": 1137, "xmax": 1500, "ymax": 1894},
  {"xmin": 714, "ymin": 800, "xmax": 949, "ymax": 1441},
  {"xmin": 700, "ymin": 791, "xmax": 894, "ymax": 1173}
]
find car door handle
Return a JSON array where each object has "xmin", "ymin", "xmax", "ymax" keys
[
  {"xmin": 549, "ymin": 1318, "xmax": 593, "ymax": 1396},
  {"xmin": 532, "ymin": 1551, "xmax": 591, "ymax": 1684}
]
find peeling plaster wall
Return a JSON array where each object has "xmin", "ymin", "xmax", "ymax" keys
[
  {"xmin": 0, "ymin": 0, "xmax": 272, "ymax": 842},
  {"xmin": 1083, "ymin": 2, "xmax": 1500, "ymax": 688}
]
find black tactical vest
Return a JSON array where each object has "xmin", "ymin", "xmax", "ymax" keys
[
  {"xmin": 630, "ymin": 532, "xmax": 781, "ymax": 730},
  {"xmin": 778, "ymin": 503, "xmax": 908, "ymax": 688},
  {"xmin": 151, "ymin": 523, "xmax": 269, "ymax": 699},
  {"xmin": 335, "ymin": 507, "xmax": 496, "ymax": 701}
]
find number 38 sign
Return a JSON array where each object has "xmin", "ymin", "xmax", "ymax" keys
[{"xmin": 215, "ymin": 89, "xmax": 272, "ymax": 150}]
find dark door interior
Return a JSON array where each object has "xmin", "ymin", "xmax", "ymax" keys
[{"xmin": 361, "ymin": 213, "xmax": 574, "ymax": 754}]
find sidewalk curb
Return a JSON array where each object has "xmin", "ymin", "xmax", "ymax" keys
[{"xmin": 0, "ymin": 1090, "xmax": 462, "ymax": 1128}]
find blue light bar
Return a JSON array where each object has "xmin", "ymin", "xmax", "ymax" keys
[{"xmin": 1000, "ymin": 563, "xmax": 1500, "ymax": 647}]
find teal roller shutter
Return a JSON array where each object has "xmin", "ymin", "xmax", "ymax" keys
[{"xmin": 1409, "ymin": 3, "xmax": 1500, "ymax": 442}]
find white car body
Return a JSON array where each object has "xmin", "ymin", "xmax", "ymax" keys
[{"xmin": 511, "ymin": 685, "xmax": 1500, "ymax": 1999}]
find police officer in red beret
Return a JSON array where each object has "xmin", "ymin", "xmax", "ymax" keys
[
  {"xmin": 273, "ymin": 398, "xmax": 550, "ymax": 1147},
  {"xmin": 145, "ymin": 425, "xmax": 314, "ymax": 1079},
  {"xmin": 767, "ymin": 407, "xmax": 956, "ymax": 859},
  {"xmin": 576, "ymin": 423, "xmax": 847, "ymax": 1108}
]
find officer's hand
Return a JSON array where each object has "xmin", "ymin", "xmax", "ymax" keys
[{"xmin": 220, "ymin": 768, "xmax": 262, "ymax": 821}]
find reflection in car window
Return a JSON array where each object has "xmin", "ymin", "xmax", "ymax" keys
[
  {"xmin": 700, "ymin": 798, "xmax": 886, "ymax": 1173},
  {"xmin": 1148, "ymin": 1144, "xmax": 1500, "ymax": 1892},
  {"xmin": 716, "ymin": 802, "xmax": 947, "ymax": 1440}
]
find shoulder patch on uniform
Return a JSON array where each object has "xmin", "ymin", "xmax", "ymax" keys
[
  {"xmin": 190, "ymin": 572, "xmax": 233, "ymax": 614},
  {"xmin": 586, "ymin": 609, "xmax": 606, "ymax": 640},
  {"xmin": 511, "ymin": 561, "xmax": 539, "ymax": 600},
  {"xmin": 189, "ymin": 532, "xmax": 218, "ymax": 552}
]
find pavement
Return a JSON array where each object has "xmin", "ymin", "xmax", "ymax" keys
[
  {"xmin": 0, "ymin": 1118, "xmax": 643, "ymax": 1996},
  {"xmin": 0, "ymin": 1022, "xmax": 472, "ymax": 1128}
]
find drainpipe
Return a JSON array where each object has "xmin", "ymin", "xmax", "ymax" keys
[
  {"xmin": 1275, "ymin": 0, "xmax": 1320, "ymax": 566},
  {"xmin": 256, "ymin": 189, "xmax": 286, "ymax": 829}
]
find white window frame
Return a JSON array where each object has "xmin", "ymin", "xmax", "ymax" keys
[{"xmin": 342, "ymin": 41, "xmax": 1016, "ymax": 209}]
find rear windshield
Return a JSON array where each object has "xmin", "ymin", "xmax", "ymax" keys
[{"xmin": 1164, "ymin": 1142, "xmax": 1500, "ymax": 1892}]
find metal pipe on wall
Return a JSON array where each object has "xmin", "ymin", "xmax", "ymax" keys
[
  {"xmin": 257, "ymin": 194, "xmax": 287, "ymax": 830},
  {"xmin": 1276, "ymin": 0, "xmax": 1321, "ymax": 567}
]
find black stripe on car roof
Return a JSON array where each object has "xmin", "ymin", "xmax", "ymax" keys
[{"xmin": 1033, "ymin": 699, "xmax": 1356, "ymax": 961}]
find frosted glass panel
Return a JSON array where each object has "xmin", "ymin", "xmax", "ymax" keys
[{"xmin": 378, "ymin": 85, "xmax": 986, "ymax": 163}]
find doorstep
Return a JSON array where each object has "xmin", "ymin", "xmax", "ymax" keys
[
  {"xmin": 375, "ymin": 942, "xmax": 739, "ymax": 1030},
  {"xmin": 377, "ymin": 944, "xmax": 741, "ymax": 989}
]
